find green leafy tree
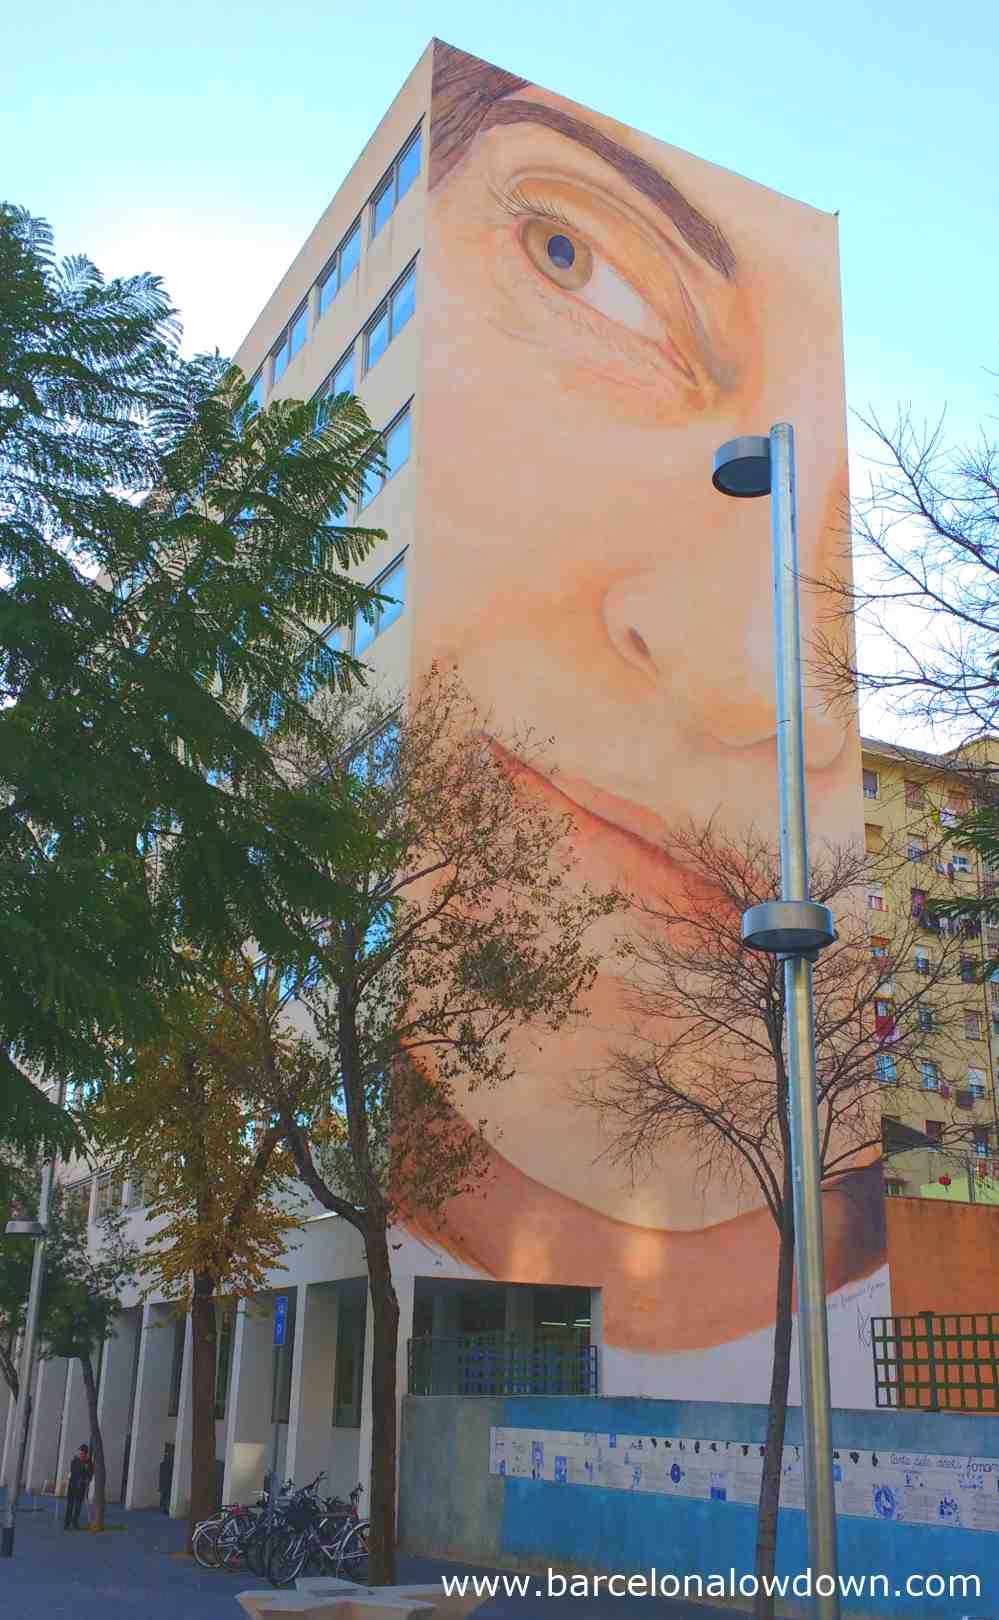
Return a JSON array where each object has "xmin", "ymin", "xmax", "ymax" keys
[
  {"xmin": 38, "ymin": 1195, "xmax": 139, "ymax": 1531},
  {"xmin": 0, "ymin": 1153, "xmax": 37, "ymax": 1399},
  {"xmin": 89, "ymin": 960, "xmax": 312, "ymax": 1539},
  {"xmin": 0, "ymin": 204, "xmax": 384, "ymax": 1153},
  {"xmin": 252, "ymin": 669, "xmax": 620, "ymax": 1583}
]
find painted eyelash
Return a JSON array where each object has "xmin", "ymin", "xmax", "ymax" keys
[{"xmin": 495, "ymin": 184, "xmax": 580, "ymax": 233}]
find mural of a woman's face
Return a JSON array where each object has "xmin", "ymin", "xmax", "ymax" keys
[{"xmin": 411, "ymin": 47, "xmax": 879, "ymax": 1361}]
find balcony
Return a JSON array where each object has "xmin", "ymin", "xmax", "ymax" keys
[{"xmin": 407, "ymin": 1333, "xmax": 598, "ymax": 1397}]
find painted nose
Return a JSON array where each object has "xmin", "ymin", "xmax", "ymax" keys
[{"xmin": 602, "ymin": 539, "xmax": 844, "ymax": 769}]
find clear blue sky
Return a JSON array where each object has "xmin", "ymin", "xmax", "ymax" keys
[{"xmin": 4, "ymin": 0, "xmax": 996, "ymax": 473}]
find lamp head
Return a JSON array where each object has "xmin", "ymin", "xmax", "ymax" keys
[
  {"xmin": 712, "ymin": 435, "xmax": 771, "ymax": 498},
  {"xmin": 4, "ymin": 1218, "xmax": 45, "ymax": 1239}
]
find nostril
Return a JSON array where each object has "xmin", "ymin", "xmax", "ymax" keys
[{"xmin": 628, "ymin": 627, "xmax": 655, "ymax": 667}]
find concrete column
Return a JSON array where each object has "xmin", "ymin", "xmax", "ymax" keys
[
  {"xmin": 168, "ymin": 1315, "xmax": 194, "ymax": 1517},
  {"xmin": 504, "ymin": 1286, "xmax": 534, "ymax": 1339},
  {"xmin": 0, "ymin": 1383, "xmax": 17, "ymax": 1484},
  {"xmin": 356, "ymin": 1272, "xmax": 415, "ymax": 1520},
  {"xmin": 125, "ymin": 1304, "xmax": 181, "ymax": 1511},
  {"xmin": 95, "ymin": 1310, "xmax": 140, "ymax": 1503},
  {"xmin": 589, "ymin": 1288, "xmax": 604, "ymax": 1394},
  {"xmin": 222, "ymin": 1297, "xmax": 275, "ymax": 1503},
  {"xmin": 56, "ymin": 1360, "xmax": 90, "ymax": 1494},
  {"xmin": 285, "ymin": 1283, "xmax": 337, "ymax": 1489},
  {"xmin": 25, "ymin": 1356, "xmax": 68, "ymax": 1492}
]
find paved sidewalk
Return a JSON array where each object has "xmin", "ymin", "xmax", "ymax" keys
[{"xmin": 0, "ymin": 1498, "xmax": 741, "ymax": 1619}]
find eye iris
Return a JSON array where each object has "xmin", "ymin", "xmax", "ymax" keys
[{"xmin": 546, "ymin": 233, "xmax": 575, "ymax": 271}]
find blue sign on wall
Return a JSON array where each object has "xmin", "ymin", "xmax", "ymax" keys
[{"xmin": 274, "ymin": 1295, "xmax": 288, "ymax": 1347}]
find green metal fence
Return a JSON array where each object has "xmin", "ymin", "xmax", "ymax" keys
[
  {"xmin": 872, "ymin": 1312, "xmax": 999, "ymax": 1411},
  {"xmin": 408, "ymin": 1333, "xmax": 598, "ymax": 1397}
]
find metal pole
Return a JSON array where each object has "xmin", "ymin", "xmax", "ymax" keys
[
  {"xmin": 768, "ymin": 423, "xmax": 840, "ymax": 1617},
  {"xmin": 1, "ymin": 1082, "xmax": 64, "ymax": 1558}
]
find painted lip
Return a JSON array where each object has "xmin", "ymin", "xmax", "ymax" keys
[{"xmin": 486, "ymin": 733, "xmax": 700, "ymax": 894}]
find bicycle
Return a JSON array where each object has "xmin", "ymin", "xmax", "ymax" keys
[{"xmin": 266, "ymin": 1481, "xmax": 367, "ymax": 1587}]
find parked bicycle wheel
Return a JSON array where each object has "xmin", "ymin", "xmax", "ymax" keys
[
  {"xmin": 267, "ymin": 1529, "xmax": 309, "ymax": 1588},
  {"xmin": 244, "ymin": 1521, "xmax": 271, "ymax": 1577},
  {"xmin": 191, "ymin": 1520, "xmax": 223, "ymax": 1570},
  {"xmin": 336, "ymin": 1520, "xmax": 369, "ymax": 1582}
]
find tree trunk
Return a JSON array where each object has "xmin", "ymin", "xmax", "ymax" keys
[
  {"xmin": 187, "ymin": 1272, "xmax": 219, "ymax": 1546},
  {"xmin": 364, "ymin": 1220, "xmax": 400, "ymax": 1586},
  {"xmin": 754, "ymin": 1207, "xmax": 796, "ymax": 1620},
  {"xmin": 0, "ymin": 1339, "xmax": 18, "ymax": 1402},
  {"xmin": 79, "ymin": 1351, "xmax": 106, "ymax": 1532}
]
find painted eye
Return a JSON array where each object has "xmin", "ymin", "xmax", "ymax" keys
[
  {"xmin": 522, "ymin": 221, "xmax": 593, "ymax": 290},
  {"xmin": 519, "ymin": 216, "xmax": 664, "ymax": 342}
]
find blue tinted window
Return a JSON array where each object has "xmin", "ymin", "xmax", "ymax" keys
[
  {"xmin": 340, "ymin": 222, "xmax": 360, "ymax": 283},
  {"xmin": 248, "ymin": 372, "xmax": 263, "ymax": 412},
  {"xmin": 379, "ymin": 558, "xmax": 405, "ymax": 633},
  {"xmin": 384, "ymin": 410, "xmax": 411, "ymax": 478},
  {"xmin": 272, "ymin": 343, "xmax": 288, "ymax": 384},
  {"xmin": 396, "ymin": 133, "xmax": 421, "ymax": 201},
  {"xmin": 353, "ymin": 607, "xmax": 376, "ymax": 655},
  {"xmin": 359, "ymin": 459, "xmax": 381, "ymax": 510},
  {"xmin": 319, "ymin": 261, "xmax": 339, "ymax": 318},
  {"xmin": 366, "ymin": 305, "xmax": 389, "ymax": 370},
  {"xmin": 372, "ymin": 178, "xmax": 393, "ymax": 237},
  {"xmin": 332, "ymin": 349, "xmax": 354, "ymax": 396},
  {"xmin": 289, "ymin": 305, "xmax": 308, "ymax": 360},
  {"xmin": 390, "ymin": 266, "xmax": 415, "ymax": 337}
]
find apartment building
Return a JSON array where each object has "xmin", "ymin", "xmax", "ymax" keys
[
  {"xmin": 1, "ymin": 40, "xmax": 886, "ymax": 1515},
  {"xmin": 862, "ymin": 736, "xmax": 999, "ymax": 1201}
]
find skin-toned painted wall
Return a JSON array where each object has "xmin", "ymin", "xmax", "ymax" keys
[
  {"xmin": 887, "ymin": 1198, "xmax": 999, "ymax": 1318},
  {"xmin": 406, "ymin": 41, "xmax": 881, "ymax": 1395}
]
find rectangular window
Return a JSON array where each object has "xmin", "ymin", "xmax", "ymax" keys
[
  {"xmin": 960, "ymin": 957, "xmax": 976, "ymax": 983},
  {"xmin": 973, "ymin": 1127, "xmax": 990, "ymax": 1157},
  {"xmin": 863, "ymin": 769, "xmax": 879, "ymax": 800},
  {"xmin": 918, "ymin": 1004, "xmax": 934, "ymax": 1032},
  {"xmin": 964, "ymin": 1009, "xmax": 984, "ymax": 1040},
  {"xmin": 866, "ymin": 886, "xmax": 884, "ymax": 912},
  {"xmin": 93, "ymin": 1173, "xmax": 121, "ymax": 1218},
  {"xmin": 333, "ymin": 1293, "xmax": 367, "ymax": 1427},
  {"xmin": 913, "ymin": 949, "xmax": 930, "ymax": 975},
  {"xmin": 248, "ymin": 371, "xmax": 263, "ymax": 413},
  {"xmin": 126, "ymin": 1171, "xmax": 145, "ymax": 1210},
  {"xmin": 910, "ymin": 888, "xmax": 926, "ymax": 919},
  {"xmin": 318, "ymin": 219, "xmax": 361, "ymax": 318},
  {"xmin": 907, "ymin": 840, "xmax": 927, "ymax": 863},
  {"xmin": 359, "ymin": 404, "xmax": 412, "ymax": 510},
  {"xmin": 870, "ymin": 938, "xmax": 888, "ymax": 960},
  {"xmin": 214, "ymin": 1313, "xmax": 235, "ymax": 1421},
  {"xmin": 968, "ymin": 1068, "xmax": 987, "ymax": 1099},
  {"xmin": 167, "ymin": 1315, "xmax": 186, "ymax": 1417},
  {"xmin": 370, "ymin": 128, "xmax": 421, "ymax": 238},
  {"xmin": 353, "ymin": 552, "xmax": 407, "ymax": 654},
  {"xmin": 272, "ymin": 300, "xmax": 309, "ymax": 383},
  {"xmin": 952, "ymin": 852, "xmax": 971, "ymax": 873},
  {"xmin": 328, "ymin": 347, "xmax": 354, "ymax": 398},
  {"xmin": 925, "ymin": 1120, "xmax": 943, "ymax": 1149},
  {"xmin": 874, "ymin": 1053, "xmax": 897, "ymax": 1085},
  {"xmin": 904, "ymin": 779, "xmax": 925, "ymax": 809},
  {"xmin": 364, "ymin": 262, "xmax": 417, "ymax": 373},
  {"xmin": 921, "ymin": 1059, "xmax": 939, "ymax": 1090}
]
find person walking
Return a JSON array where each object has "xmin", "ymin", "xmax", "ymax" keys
[{"xmin": 64, "ymin": 1443, "xmax": 93, "ymax": 1530}]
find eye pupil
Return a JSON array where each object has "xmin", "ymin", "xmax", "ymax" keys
[{"xmin": 546, "ymin": 233, "xmax": 575, "ymax": 270}]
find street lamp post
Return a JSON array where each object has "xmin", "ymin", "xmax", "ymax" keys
[
  {"xmin": 1, "ymin": 1082, "xmax": 64, "ymax": 1559},
  {"xmin": 713, "ymin": 424, "xmax": 841, "ymax": 1619}
]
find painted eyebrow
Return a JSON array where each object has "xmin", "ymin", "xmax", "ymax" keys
[{"xmin": 479, "ymin": 99, "xmax": 736, "ymax": 280}]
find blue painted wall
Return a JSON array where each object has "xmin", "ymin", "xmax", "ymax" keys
[{"xmin": 399, "ymin": 1395, "xmax": 998, "ymax": 1618}]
